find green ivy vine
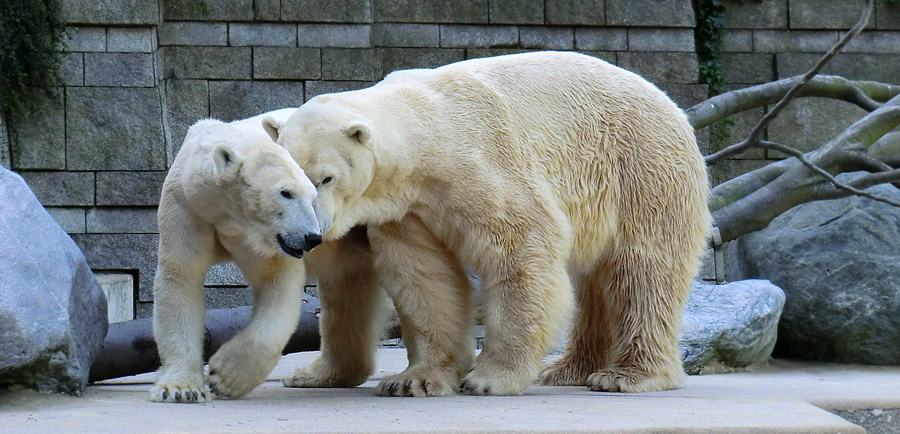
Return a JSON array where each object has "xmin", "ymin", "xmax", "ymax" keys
[
  {"xmin": 693, "ymin": 0, "xmax": 727, "ymax": 97},
  {"xmin": 0, "ymin": 0, "xmax": 64, "ymax": 116}
]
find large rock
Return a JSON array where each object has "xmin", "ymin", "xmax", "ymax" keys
[
  {"xmin": 728, "ymin": 180, "xmax": 900, "ymax": 365},
  {"xmin": 680, "ymin": 280, "xmax": 785, "ymax": 374},
  {"xmin": 0, "ymin": 167, "xmax": 108, "ymax": 395}
]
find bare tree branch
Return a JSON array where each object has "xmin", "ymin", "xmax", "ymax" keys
[
  {"xmin": 710, "ymin": 92, "xmax": 900, "ymax": 242},
  {"xmin": 688, "ymin": 76, "xmax": 899, "ymax": 129},
  {"xmin": 707, "ymin": 158, "xmax": 794, "ymax": 212},
  {"xmin": 704, "ymin": 0, "xmax": 874, "ymax": 165},
  {"xmin": 756, "ymin": 140, "xmax": 900, "ymax": 208}
]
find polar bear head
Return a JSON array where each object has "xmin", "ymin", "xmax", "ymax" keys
[
  {"xmin": 182, "ymin": 120, "xmax": 323, "ymax": 258},
  {"xmin": 265, "ymin": 99, "xmax": 377, "ymax": 241}
]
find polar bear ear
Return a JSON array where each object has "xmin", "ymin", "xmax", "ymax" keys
[
  {"xmin": 262, "ymin": 116, "xmax": 282, "ymax": 142},
  {"xmin": 212, "ymin": 143, "xmax": 240, "ymax": 179},
  {"xmin": 343, "ymin": 121, "xmax": 373, "ymax": 147}
]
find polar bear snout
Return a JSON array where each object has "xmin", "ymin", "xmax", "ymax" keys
[{"xmin": 276, "ymin": 231, "xmax": 321, "ymax": 258}]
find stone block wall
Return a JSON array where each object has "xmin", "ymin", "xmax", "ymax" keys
[{"xmin": 2, "ymin": 0, "xmax": 898, "ymax": 318}]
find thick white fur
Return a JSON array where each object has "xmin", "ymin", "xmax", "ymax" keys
[
  {"xmin": 276, "ymin": 51, "xmax": 711, "ymax": 396},
  {"xmin": 150, "ymin": 112, "xmax": 320, "ymax": 403}
]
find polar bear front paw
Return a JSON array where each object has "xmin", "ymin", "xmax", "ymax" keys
[
  {"xmin": 206, "ymin": 340, "xmax": 281, "ymax": 399},
  {"xmin": 375, "ymin": 366, "xmax": 457, "ymax": 397},
  {"xmin": 459, "ymin": 364, "xmax": 529, "ymax": 396},
  {"xmin": 282, "ymin": 358, "xmax": 370, "ymax": 388},
  {"xmin": 150, "ymin": 383, "xmax": 213, "ymax": 403},
  {"xmin": 150, "ymin": 368, "xmax": 212, "ymax": 404},
  {"xmin": 586, "ymin": 366, "xmax": 682, "ymax": 393}
]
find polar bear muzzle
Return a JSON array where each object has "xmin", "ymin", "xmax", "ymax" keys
[{"xmin": 276, "ymin": 232, "xmax": 322, "ymax": 258}]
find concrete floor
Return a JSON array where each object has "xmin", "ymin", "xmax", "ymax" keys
[{"xmin": 2, "ymin": 349, "xmax": 899, "ymax": 433}]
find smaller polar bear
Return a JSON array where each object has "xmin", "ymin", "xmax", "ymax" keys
[{"xmin": 150, "ymin": 109, "xmax": 323, "ymax": 403}]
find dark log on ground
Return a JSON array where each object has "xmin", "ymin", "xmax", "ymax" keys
[{"xmin": 89, "ymin": 295, "xmax": 324, "ymax": 383}]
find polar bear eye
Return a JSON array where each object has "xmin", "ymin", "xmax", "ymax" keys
[
  {"xmin": 321, "ymin": 176, "xmax": 333, "ymax": 185},
  {"xmin": 281, "ymin": 189, "xmax": 294, "ymax": 199}
]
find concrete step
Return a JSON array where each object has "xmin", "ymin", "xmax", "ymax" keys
[{"xmin": 2, "ymin": 349, "xmax": 899, "ymax": 433}]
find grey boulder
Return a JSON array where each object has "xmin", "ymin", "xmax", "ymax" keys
[
  {"xmin": 680, "ymin": 279, "xmax": 785, "ymax": 374},
  {"xmin": 0, "ymin": 167, "xmax": 108, "ymax": 395},
  {"xmin": 728, "ymin": 179, "xmax": 900, "ymax": 365}
]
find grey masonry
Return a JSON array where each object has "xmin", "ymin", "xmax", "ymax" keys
[{"xmin": 3, "ymin": 0, "xmax": 900, "ymax": 319}]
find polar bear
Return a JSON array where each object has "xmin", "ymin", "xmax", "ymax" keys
[
  {"xmin": 269, "ymin": 51, "xmax": 711, "ymax": 396},
  {"xmin": 149, "ymin": 112, "xmax": 323, "ymax": 403}
]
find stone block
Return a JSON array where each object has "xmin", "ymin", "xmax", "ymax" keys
[
  {"xmin": 106, "ymin": 28, "xmax": 153, "ymax": 53},
  {"xmin": 720, "ymin": 30, "xmax": 753, "ymax": 52},
  {"xmin": 162, "ymin": 47, "xmax": 252, "ymax": 80},
  {"xmin": 709, "ymin": 159, "xmax": 769, "ymax": 187},
  {"xmin": 163, "ymin": 0, "xmax": 253, "ymax": 21},
  {"xmin": 157, "ymin": 22, "xmax": 228, "ymax": 46},
  {"xmin": 87, "ymin": 208, "xmax": 158, "ymax": 234},
  {"xmin": 776, "ymin": 52, "xmax": 900, "ymax": 83},
  {"xmin": 656, "ymin": 83, "xmax": 709, "ymax": 110},
  {"xmin": 135, "ymin": 302, "xmax": 152, "ymax": 318},
  {"xmin": 877, "ymin": 0, "xmax": 900, "ymax": 30},
  {"xmin": 206, "ymin": 262, "xmax": 248, "ymax": 286},
  {"xmin": 62, "ymin": 27, "xmax": 105, "ymax": 52},
  {"xmin": 66, "ymin": 87, "xmax": 166, "ymax": 171},
  {"xmin": 298, "ymin": 24, "xmax": 372, "ymax": 48},
  {"xmin": 255, "ymin": 0, "xmax": 281, "ymax": 20},
  {"xmin": 9, "ymin": 92, "xmax": 65, "ymax": 170},
  {"xmin": 466, "ymin": 48, "xmax": 533, "ymax": 60},
  {"xmin": 768, "ymin": 98, "xmax": 867, "ymax": 155},
  {"xmin": 546, "ymin": 0, "xmax": 604, "ymax": 25},
  {"xmin": 209, "ymin": 81, "xmax": 305, "ymax": 122},
  {"xmin": 84, "ymin": 53, "xmax": 155, "ymax": 87},
  {"xmin": 305, "ymin": 81, "xmax": 375, "ymax": 101},
  {"xmin": 18, "ymin": 171, "xmax": 94, "ymax": 206},
  {"xmin": 519, "ymin": 27, "xmax": 574, "ymax": 50},
  {"xmin": 789, "ymin": 0, "xmax": 874, "ymax": 30},
  {"xmin": 377, "ymin": 48, "xmax": 466, "ymax": 76},
  {"xmin": 372, "ymin": 23, "xmax": 440, "ymax": 47},
  {"xmin": 628, "ymin": 28, "xmax": 695, "ymax": 52},
  {"xmin": 96, "ymin": 171, "xmax": 167, "ymax": 206},
  {"xmin": 721, "ymin": 53, "xmax": 774, "ymax": 83},
  {"xmin": 165, "ymin": 80, "xmax": 209, "ymax": 162},
  {"xmin": 579, "ymin": 51, "xmax": 617, "ymax": 65},
  {"xmin": 229, "ymin": 23, "xmax": 296, "ymax": 46},
  {"xmin": 71, "ymin": 233, "xmax": 159, "ymax": 302},
  {"xmin": 322, "ymin": 48, "xmax": 377, "ymax": 81},
  {"xmin": 616, "ymin": 52, "xmax": 699, "ymax": 84},
  {"xmin": 61, "ymin": 53, "xmax": 84, "ymax": 86},
  {"xmin": 373, "ymin": 0, "xmax": 488, "ymax": 24},
  {"xmin": 254, "ymin": 47, "xmax": 321, "ymax": 80},
  {"xmin": 753, "ymin": 30, "xmax": 839, "ymax": 53},
  {"xmin": 723, "ymin": 0, "xmax": 787, "ymax": 29},
  {"xmin": 95, "ymin": 273, "xmax": 135, "ymax": 323},
  {"xmin": 575, "ymin": 28, "xmax": 627, "ymax": 51},
  {"xmin": 607, "ymin": 0, "xmax": 695, "ymax": 27},
  {"xmin": 490, "ymin": 0, "xmax": 543, "ymax": 24},
  {"xmin": 205, "ymin": 287, "xmax": 253, "ymax": 309},
  {"xmin": 844, "ymin": 31, "xmax": 900, "ymax": 53},
  {"xmin": 46, "ymin": 207, "xmax": 87, "ymax": 234},
  {"xmin": 282, "ymin": 0, "xmax": 372, "ymax": 23},
  {"xmin": 702, "ymin": 102, "xmax": 765, "ymax": 159},
  {"xmin": 61, "ymin": 0, "xmax": 159, "ymax": 25},
  {"xmin": 440, "ymin": 25, "xmax": 518, "ymax": 48}
]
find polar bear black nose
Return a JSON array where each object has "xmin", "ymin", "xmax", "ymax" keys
[{"xmin": 303, "ymin": 233, "xmax": 322, "ymax": 250}]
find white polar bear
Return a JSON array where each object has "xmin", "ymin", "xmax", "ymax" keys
[
  {"xmin": 271, "ymin": 51, "xmax": 710, "ymax": 396},
  {"xmin": 149, "ymin": 111, "xmax": 323, "ymax": 403}
]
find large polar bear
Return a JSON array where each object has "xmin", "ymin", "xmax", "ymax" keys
[
  {"xmin": 270, "ymin": 51, "xmax": 711, "ymax": 396},
  {"xmin": 150, "ymin": 110, "xmax": 325, "ymax": 403}
]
